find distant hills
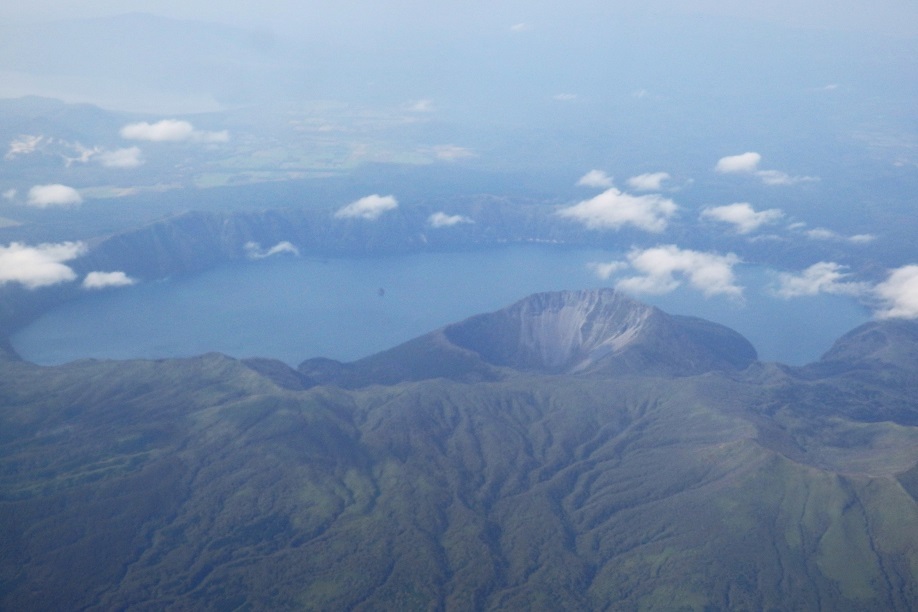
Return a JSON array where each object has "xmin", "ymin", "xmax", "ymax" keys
[
  {"xmin": 2, "ymin": 288, "xmax": 917, "ymax": 609},
  {"xmin": 0, "ymin": 94, "xmax": 911, "ymax": 340},
  {"xmin": 0, "ymin": 200, "xmax": 577, "ymax": 335},
  {"xmin": 0, "ymin": 187, "xmax": 890, "ymax": 341}
]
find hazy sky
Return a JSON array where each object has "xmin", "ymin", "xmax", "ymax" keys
[{"xmin": 2, "ymin": 0, "xmax": 917, "ymax": 38}]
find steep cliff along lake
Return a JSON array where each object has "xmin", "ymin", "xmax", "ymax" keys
[{"xmin": 12, "ymin": 246, "xmax": 870, "ymax": 366}]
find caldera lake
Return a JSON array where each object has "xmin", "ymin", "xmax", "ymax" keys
[{"xmin": 12, "ymin": 245, "xmax": 871, "ymax": 367}]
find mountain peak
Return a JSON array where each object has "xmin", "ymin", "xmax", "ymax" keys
[
  {"xmin": 443, "ymin": 288, "xmax": 657, "ymax": 373},
  {"xmin": 300, "ymin": 289, "xmax": 758, "ymax": 388},
  {"xmin": 820, "ymin": 319, "xmax": 918, "ymax": 368}
]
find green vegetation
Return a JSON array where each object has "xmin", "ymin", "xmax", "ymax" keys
[{"xmin": 1, "ymin": 314, "xmax": 918, "ymax": 609}]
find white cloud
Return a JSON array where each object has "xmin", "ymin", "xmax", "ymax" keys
[
  {"xmin": 614, "ymin": 245, "xmax": 743, "ymax": 298},
  {"xmin": 774, "ymin": 262, "xmax": 918, "ymax": 319},
  {"xmin": 804, "ymin": 228, "xmax": 836, "ymax": 240},
  {"xmin": 626, "ymin": 172, "xmax": 671, "ymax": 192},
  {"xmin": 63, "ymin": 143, "xmax": 100, "ymax": 167},
  {"xmin": 407, "ymin": 99, "xmax": 434, "ymax": 113},
  {"xmin": 334, "ymin": 194, "xmax": 398, "ymax": 220},
  {"xmin": 121, "ymin": 119, "xmax": 193, "ymax": 141},
  {"xmin": 428, "ymin": 212, "xmax": 473, "ymax": 228},
  {"xmin": 576, "ymin": 170, "xmax": 614, "ymax": 188},
  {"xmin": 97, "ymin": 147, "xmax": 144, "ymax": 169},
  {"xmin": 4, "ymin": 137, "xmax": 146, "ymax": 169},
  {"xmin": 700, "ymin": 202, "xmax": 784, "ymax": 234},
  {"xmin": 588, "ymin": 261, "xmax": 628, "ymax": 280},
  {"xmin": 510, "ymin": 22, "xmax": 531, "ymax": 32},
  {"xmin": 264, "ymin": 242, "xmax": 299, "ymax": 257},
  {"xmin": 747, "ymin": 234, "xmax": 785, "ymax": 244},
  {"xmin": 27, "ymin": 184, "xmax": 83, "ymax": 207},
  {"xmin": 2, "ymin": 189, "xmax": 16, "ymax": 201},
  {"xmin": 553, "ymin": 93, "xmax": 577, "ymax": 101},
  {"xmin": 556, "ymin": 188, "xmax": 677, "ymax": 233},
  {"xmin": 805, "ymin": 228, "xmax": 876, "ymax": 244},
  {"xmin": 120, "ymin": 119, "xmax": 229, "ymax": 143},
  {"xmin": 874, "ymin": 265, "xmax": 918, "ymax": 319},
  {"xmin": 244, "ymin": 241, "xmax": 300, "ymax": 260},
  {"xmin": 755, "ymin": 169, "xmax": 817, "ymax": 186},
  {"xmin": 430, "ymin": 145, "xmax": 475, "ymax": 161},
  {"xmin": 5, "ymin": 134, "xmax": 45, "ymax": 159},
  {"xmin": 82, "ymin": 271, "xmax": 136, "ymax": 289},
  {"xmin": 715, "ymin": 151, "xmax": 817, "ymax": 186},
  {"xmin": 715, "ymin": 152, "xmax": 762, "ymax": 174},
  {"xmin": 0, "ymin": 241, "xmax": 85, "ymax": 289},
  {"xmin": 774, "ymin": 262, "xmax": 869, "ymax": 298}
]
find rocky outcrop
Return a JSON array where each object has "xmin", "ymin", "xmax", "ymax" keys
[
  {"xmin": 443, "ymin": 289, "xmax": 655, "ymax": 373},
  {"xmin": 443, "ymin": 288, "xmax": 757, "ymax": 376},
  {"xmin": 300, "ymin": 289, "xmax": 758, "ymax": 388}
]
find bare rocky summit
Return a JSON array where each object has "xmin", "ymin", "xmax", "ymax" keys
[
  {"xmin": 443, "ymin": 288, "xmax": 756, "ymax": 375},
  {"xmin": 299, "ymin": 288, "xmax": 758, "ymax": 388}
]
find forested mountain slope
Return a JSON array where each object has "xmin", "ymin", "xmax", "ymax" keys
[{"xmin": 2, "ymin": 290, "xmax": 917, "ymax": 610}]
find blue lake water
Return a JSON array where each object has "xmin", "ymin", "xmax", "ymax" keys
[{"xmin": 12, "ymin": 246, "xmax": 871, "ymax": 367}]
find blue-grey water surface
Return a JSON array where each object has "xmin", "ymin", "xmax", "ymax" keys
[{"xmin": 12, "ymin": 246, "xmax": 870, "ymax": 367}]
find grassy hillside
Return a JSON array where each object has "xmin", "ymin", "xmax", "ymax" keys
[{"xmin": 2, "ymin": 334, "xmax": 917, "ymax": 609}]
